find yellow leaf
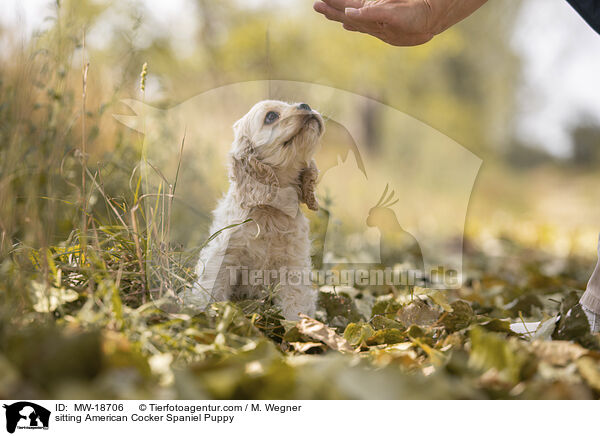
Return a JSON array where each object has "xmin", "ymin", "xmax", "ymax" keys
[{"xmin": 296, "ymin": 315, "xmax": 353, "ymax": 353}]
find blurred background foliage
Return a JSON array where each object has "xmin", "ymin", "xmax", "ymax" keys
[
  {"xmin": 2, "ymin": 0, "xmax": 598, "ymax": 253},
  {"xmin": 1, "ymin": 0, "xmax": 600, "ymax": 399}
]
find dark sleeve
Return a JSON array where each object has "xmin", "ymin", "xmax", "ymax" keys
[{"xmin": 566, "ymin": 0, "xmax": 600, "ymax": 34}]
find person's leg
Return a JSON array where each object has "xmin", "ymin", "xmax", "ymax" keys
[{"xmin": 580, "ymin": 233, "xmax": 600, "ymax": 333}]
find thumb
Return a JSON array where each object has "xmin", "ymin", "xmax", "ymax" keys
[{"xmin": 345, "ymin": 5, "xmax": 388, "ymax": 23}]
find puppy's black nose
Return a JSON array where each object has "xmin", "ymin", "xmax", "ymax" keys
[{"xmin": 298, "ymin": 103, "xmax": 311, "ymax": 111}]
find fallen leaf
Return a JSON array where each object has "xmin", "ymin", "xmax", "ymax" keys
[
  {"xmin": 531, "ymin": 340, "xmax": 587, "ymax": 366},
  {"xmin": 509, "ymin": 321, "xmax": 541, "ymax": 337},
  {"xmin": 469, "ymin": 326, "xmax": 534, "ymax": 384},
  {"xmin": 553, "ymin": 298, "xmax": 590, "ymax": 341},
  {"xmin": 369, "ymin": 343, "xmax": 420, "ymax": 368},
  {"xmin": 439, "ymin": 300, "xmax": 474, "ymax": 332},
  {"xmin": 577, "ymin": 357, "xmax": 600, "ymax": 391},
  {"xmin": 318, "ymin": 291, "xmax": 362, "ymax": 324},
  {"xmin": 371, "ymin": 315, "xmax": 405, "ymax": 330},
  {"xmin": 371, "ymin": 297, "xmax": 402, "ymax": 318},
  {"xmin": 367, "ymin": 329, "xmax": 405, "ymax": 346},
  {"xmin": 397, "ymin": 300, "xmax": 440, "ymax": 327},
  {"xmin": 532, "ymin": 316, "xmax": 558, "ymax": 341},
  {"xmin": 414, "ymin": 287, "xmax": 453, "ymax": 312},
  {"xmin": 289, "ymin": 342, "xmax": 326, "ymax": 353},
  {"xmin": 343, "ymin": 322, "xmax": 375, "ymax": 347},
  {"xmin": 296, "ymin": 315, "xmax": 353, "ymax": 353},
  {"xmin": 478, "ymin": 317, "xmax": 512, "ymax": 333}
]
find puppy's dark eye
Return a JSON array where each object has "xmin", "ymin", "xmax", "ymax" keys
[{"xmin": 264, "ymin": 111, "xmax": 279, "ymax": 125}]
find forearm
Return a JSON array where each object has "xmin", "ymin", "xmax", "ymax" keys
[{"xmin": 428, "ymin": 0, "xmax": 489, "ymax": 34}]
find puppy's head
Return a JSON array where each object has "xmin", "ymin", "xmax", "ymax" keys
[
  {"xmin": 231, "ymin": 100, "xmax": 323, "ymax": 169},
  {"xmin": 229, "ymin": 100, "xmax": 324, "ymax": 210}
]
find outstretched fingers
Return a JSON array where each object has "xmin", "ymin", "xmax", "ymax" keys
[
  {"xmin": 315, "ymin": 0, "xmax": 428, "ymax": 45},
  {"xmin": 313, "ymin": 1, "xmax": 347, "ymax": 23},
  {"xmin": 321, "ymin": 0, "xmax": 366, "ymax": 11},
  {"xmin": 344, "ymin": 3, "xmax": 391, "ymax": 24},
  {"xmin": 314, "ymin": 0, "xmax": 369, "ymax": 24},
  {"xmin": 327, "ymin": 2, "xmax": 391, "ymax": 35}
]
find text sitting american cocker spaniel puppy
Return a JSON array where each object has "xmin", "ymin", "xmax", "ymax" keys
[{"xmin": 186, "ymin": 100, "xmax": 324, "ymax": 320}]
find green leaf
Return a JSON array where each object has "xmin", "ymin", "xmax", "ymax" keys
[
  {"xmin": 371, "ymin": 315, "xmax": 405, "ymax": 331},
  {"xmin": 371, "ymin": 297, "xmax": 402, "ymax": 319},
  {"xmin": 367, "ymin": 329, "xmax": 405, "ymax": 346},
  {"xmin": 318, "ymin": 291, "xmax": 362, "ymax": 324},
  {"xmin": 440, "ymin": 300, "xmax": 474, "ymax": 332},
  {"xmin": 469, "ymin": 326, "xmax": 533, "ymax": 384},
  {"xmin": 343, "ymin": 322, "xmax": 375, "ymax": 347}
]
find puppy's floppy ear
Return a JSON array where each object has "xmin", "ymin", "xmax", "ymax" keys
[
  {"xmin": 230, "ymin": 137, "xmax": 279, "ymax": 208},
  {"xmin": 299, "ymin": 159, "xmax": 319, "ymax": 211}
]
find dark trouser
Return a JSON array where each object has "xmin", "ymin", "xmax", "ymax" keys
[{"xmin": 566, "ymin": 0, "xmax": 600, "ymax": 35}]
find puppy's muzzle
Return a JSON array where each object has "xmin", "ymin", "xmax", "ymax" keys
[
  {"xmin": 297, "ymin": 104, "xmax": 323, "ymax": 134},
  {"xmin": 304, "ymin": 114, "xmax": 322, "ymax": 131}
]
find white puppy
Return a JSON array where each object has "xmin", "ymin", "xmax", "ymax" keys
[{"xmin": 187, "ymin": 100, "xmax": 324, "ymax": 319}]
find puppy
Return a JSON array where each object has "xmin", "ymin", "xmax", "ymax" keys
[{"xmin": 187, "ymin": 100, "xmax": 324, "ymax": 320}]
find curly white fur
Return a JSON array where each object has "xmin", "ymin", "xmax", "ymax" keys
[{"xmin": 185, "ymin": 100, "xmax": 324, "ymax": 320}]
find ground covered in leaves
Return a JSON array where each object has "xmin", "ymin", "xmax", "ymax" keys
[{"xmin": 2, "ymin": 237, "xmax": 600, "ymax": 400}]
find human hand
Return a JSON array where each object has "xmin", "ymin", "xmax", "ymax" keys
[{"xmin": 313, "ymin": 0, "xmax": 488, "ymax": 47}]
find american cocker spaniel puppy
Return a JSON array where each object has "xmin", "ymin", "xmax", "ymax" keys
[{"xmin": 186, "ymin": 100, "xmax": 324, "ymax": 319}]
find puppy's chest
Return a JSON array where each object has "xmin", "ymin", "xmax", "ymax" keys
[{"xmin": 248, "ymin": 206, "xmax": 308, "ymax": 235}]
